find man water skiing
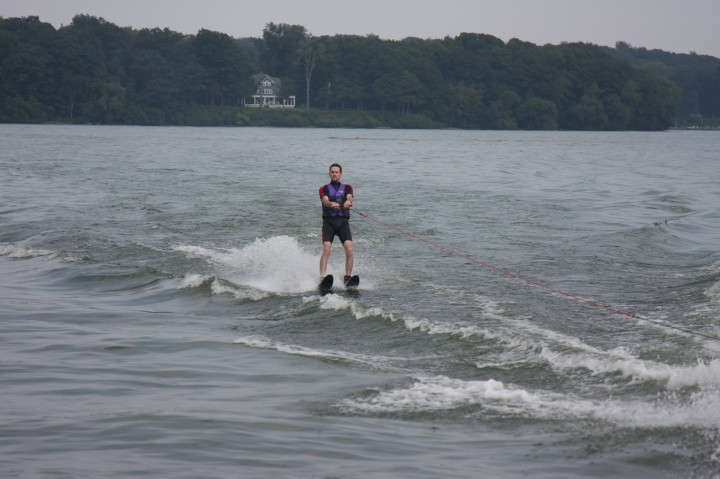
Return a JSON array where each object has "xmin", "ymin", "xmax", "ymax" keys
[{"xmin": 319, "ymin": 163, "xmax": 357, "ymax": 288}]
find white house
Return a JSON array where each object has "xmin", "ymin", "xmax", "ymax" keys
[{"xmin": 244, "ymin": 73, "xmax": 296, "ymax": 108}]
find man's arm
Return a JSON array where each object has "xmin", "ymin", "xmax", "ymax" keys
[
  {"xmin": 344, "ymin": 185, "xmax": 354, "ymax": 209},
  {"xmin": 320, "ymin": 185, "xmax": 340, "ymax": 209},
  {"xmin": 322, "ymin": 195, "xmax": 340, "ymax": 209}
]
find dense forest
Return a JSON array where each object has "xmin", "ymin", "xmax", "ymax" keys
[
  {"xmin": 603, "ymin": 42, "xmax": 720, "ymax": 127},
  {"xmin": 1, "ymin": 15, "xmax": 716, "ymax": 130}
]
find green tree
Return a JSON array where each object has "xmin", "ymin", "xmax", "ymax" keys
[
  {"xmin": 605, "ymin": 42, "xmax": 719, "ymax": 124},
  {"xmin": 602, "ymin": 94, "xmax": 632, "ymax": 129},
  {"xmin": 323, "ymin": 75, "xmax": 364, "ymax": 110},
  {"xmin": 0, "ymin": 16, "xmax": 58, "ymax": 121},
  {"xmin": 563, "ymin": 85, "xmax": 608, "ymax": 130},
  {"xmin": 517, "ymin": 97, "xmax": 558, "ymax": 130},
  {"xmin": 395, "ymin": 71, "xmax": 424, "ymax": 116},
  {"xmin": 258, "ymin": 23, "xmax": 307, "ymax": 78},
  {"xmin": 443, "ymin": 82, "xmax": 484, "ymax": 128},
  {"xmin": 299, "ymin": 37, "xmax": 324, "ymax": 109},
  {"xmin": 193, "ymin": 29, "xmax": 254, "ymax": 105},
  {"xmin": 489, "ymin": 90, "xmax": 521, "ymax": 129}
]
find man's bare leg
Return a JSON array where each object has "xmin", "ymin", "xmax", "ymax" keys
[{"xmin": 320, "ymin": 241, "xmax": 332, "ymax": 276}]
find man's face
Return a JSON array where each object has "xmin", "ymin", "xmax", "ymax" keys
[{"xmin": 329, "ymin": 167, "xmax": 342, "ymax": 182}]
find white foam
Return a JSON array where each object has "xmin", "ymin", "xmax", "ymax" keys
[
  {"xmin": 341, "ymin": 375, "xmax": 568, "ymax": 415},
  {"xmin": 175, "ymin": 236, "xmax": 323, "ymax": 294},
  {"xmin": 341, "ymin": 374, "xmax": 720, "ymax": 428},
  {"xmin": 301, "ymin": 291, "xmax": 398, "ymax": 323},
  {"xmin": 210, "ymin": 280, "xmax": 269, "ymax": 301},
  {"xmin": 498, "ymin": 323, "xmax": 720, "ymax": 390},
  {"xmin": 537, "ymin": 344, "xmax": 720, "ymax": 390},
  {"xmin": 694, "ymin": 260, "xmax": 720, "ymax": 309},
  {"xmin": 705, "ymin": 278, "xmax": 720, "ymax": 303},
  {"xmin": 595, "ymin": 389, "xmax": 720, "ymax": 428},
  {"xmin": 179, "ymin": 273, "xmax": 213, "ymax": 289},
  {"xmin": 233, "ymin": 335, "xmax": 406, "ymax": 370},
  {"xmin": 334, "ymin": 297, "xmax": 507, "ymax": 340},
  {"xmin": 320, "ymin": 298, "xmax": 720, "ymax": 391},
  {"xmin": 664, "ymin": 359, "xmax": 720, "ymax": 389},
  {"xmin": 0, "ymin": 243, "xmax": 56, "ymax": 259},
  {"xmin": 318, "ymin": 292, "xmax": 354, "ymax": 310},
  {"xmin": 176, "ymin": 272, "xmax": 270, "ymax": 300}
]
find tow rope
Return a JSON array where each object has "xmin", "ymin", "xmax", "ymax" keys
[{"xmin": 354, "ymin": 209, "xmax": 720, "ymax": 342}]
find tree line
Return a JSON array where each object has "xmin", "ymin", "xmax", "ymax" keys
[
  {"xmin": 2, "ymin": 15, "xmax": 711, "ymax": 130},
  {"xmin": 603, "ymin": 42, "xmax": 720, "ymax": 128}
]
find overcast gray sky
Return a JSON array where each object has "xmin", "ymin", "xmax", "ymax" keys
[{"xmin": 3, "ymin": 0, "xmax": 719, "ymax": 58}]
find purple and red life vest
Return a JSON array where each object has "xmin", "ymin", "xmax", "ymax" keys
[{"xmin": 322, "ymin": 182, "xmax": 350, "ymax": 218}]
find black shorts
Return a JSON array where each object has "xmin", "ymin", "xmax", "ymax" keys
[{"xmin": 322, "ymin": 217, "xmax": 352, "ymax": 244}]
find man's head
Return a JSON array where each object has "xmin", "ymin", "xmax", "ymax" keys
[{"xmin": 329, "ymin": 163, "xmax": 343, "ymax": 182}]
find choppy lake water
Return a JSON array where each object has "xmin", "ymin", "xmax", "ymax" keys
[{"xmin": 2, "ymin": 124, "xmax": 720, "ymax": 478}]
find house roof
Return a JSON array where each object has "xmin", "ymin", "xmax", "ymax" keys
[{"xmin": 251, "ymin": 73, "xmax": 282, "ymax": 88}]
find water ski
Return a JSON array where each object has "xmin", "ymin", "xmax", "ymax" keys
[
  {"xmin": 344, "ymin": 275, "xmax": 360, "ymax": 288},
  {"xmin": 319, "ymin": 274, "xmax": 334, "ymax": 292}
]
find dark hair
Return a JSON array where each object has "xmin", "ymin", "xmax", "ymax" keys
[{"xmin": 329, "ymin": 163, "xmax": 342, "ymax": 173}]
